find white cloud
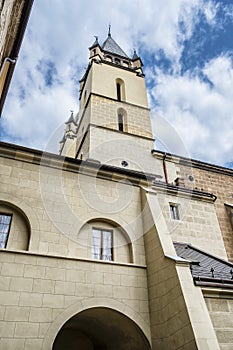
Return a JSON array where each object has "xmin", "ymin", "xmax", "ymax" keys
[
  {"xmin": 203, "ymin": 1, "xmax": 219, "ymax": 25},
  {"xmin": 151, "ymin": 54, "xmax": 233, "ymax": 165}
]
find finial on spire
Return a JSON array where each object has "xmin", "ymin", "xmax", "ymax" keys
[
  {"xmin": 94, "ymin": 35, "xmax": 98, "ymax": 42},
  {"xmin": 108, "ymin": 24, "xmax": 111, "ymax": 37}
]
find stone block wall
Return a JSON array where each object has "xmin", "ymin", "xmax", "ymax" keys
[
  {"xmin": 156, "ymin": 191, "xmax": 227, "ymax": 259},
  {"xmin": 0, "ymin": 151, "xmax": 147, "ymax": 265},
  {"xmin": 177, "ymin": 162, "xmax": 233, "ymax": 261},
  {"xmin": 0, "ymin": 0, "xmax": 25, "ymax": 62},
  {"xmin": 90, "ymin": 94, "xmax": 153, "ymax": 139},
  {"xmin": 205, "ymin": 296, "xmax": 233, "ymax": 350},
  {"xmin": 142, "ymin": 189, "xmax": 220, "ymax": 349},
  {"xmin": 0, "ymin": 250, "xmax": 150, "ymax": 350}
]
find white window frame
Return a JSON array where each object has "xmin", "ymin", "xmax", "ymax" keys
[{"xmin": 92, "ymin": 227, "xmax": 113, "ymax": 261}]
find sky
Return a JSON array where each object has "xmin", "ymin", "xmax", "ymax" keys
[{"xmin": 1, "ymin": 0, "xmax": 233, "ymax": 168}]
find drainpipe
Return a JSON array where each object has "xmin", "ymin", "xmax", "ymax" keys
[
  {"xmin": 0, "ymin": 57, "xmax": 17, "ymax": 76},
  {"xmin": 0, "ymin": 57, "xmax": 17, "ymax": 97},
  {"xmin": 163, "ymin": 153, "xmax": 168, "ymax": 184}
]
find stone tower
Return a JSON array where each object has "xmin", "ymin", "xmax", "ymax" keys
[{"xmin": 60, "ymin": 30, "xmax": 162, "ymax": 175}]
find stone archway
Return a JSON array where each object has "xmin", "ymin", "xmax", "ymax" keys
[{"xmin": 52, "ymin": 307, "xmax": 151, "ymax": 350}]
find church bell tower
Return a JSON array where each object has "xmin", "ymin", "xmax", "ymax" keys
[{"xmin": 60, "ymin": 29, "xmax": 160, "ymax": 174}]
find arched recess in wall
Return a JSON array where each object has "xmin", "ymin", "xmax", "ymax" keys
[
  {"xmin": 52, "ymin": 307, "xmax": 151, "ymax": 350},
  {"xmin": 117, "ymin": 108, "xmax": 128, "ymax": 132},
  {"xmin": 0, "ymin": 201, "xmax": 30, "ymax": 251},
  {"xmin": 77, "ymin": 218, "xmax": 133, "ymax": 263},
  {"xmin": 116, "ymin": 78, "xmax": 126, "ymax": 102}
]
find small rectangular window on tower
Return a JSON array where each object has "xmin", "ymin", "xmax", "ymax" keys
[
  {"xmin": 169, "ymin": 204, "xmax": 180, "ymax": 220},
  {"xmin": 0, "ymin": 213, "xmax": 12, "ymax": 248}
]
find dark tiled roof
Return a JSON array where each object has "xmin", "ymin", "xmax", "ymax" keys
[
  {"xmin": 101, "ymin": 35, "xmax": 129, "ymax": 58},
  {"xmin": 174, "ymin": 242, "xmax": 233, "ymax": 288}
]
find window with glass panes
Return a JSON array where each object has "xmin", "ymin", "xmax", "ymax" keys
[
  {"xmin": 92, "ymin": 228, "xmax": 113, "ymax": 261},
  {"xmin": 0, "ymin": 213, "xmax": 12, "ymax": 248},
  {"xmin": 169, "ymin": 204, "xmax": 180, "ymax": 220}
]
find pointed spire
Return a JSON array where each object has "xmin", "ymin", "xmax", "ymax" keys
[
  {"xmin": 94, "ymin": 35, "xmax": 99, "ymax": 45},
  {"xmin": 132, "ymin": 49, "xmax": 139, "ymax": 60},
  {"xmin": 89, "ymin": 35, "xmax": 99, "ymax": 49},
  {"xmin": 101, "ymin": 32, "xmax": 129, "ymax": 58},
  {"xmin": 67, "ymin": 110, "xmax": 74, "ymax": 123},
  {"xmin": 66, "ymin": 110, "xmax": 77, "ymax": 125},
  {"xmin": 108, "ymin": 24, "xmax": 111, "ymax": 37}
]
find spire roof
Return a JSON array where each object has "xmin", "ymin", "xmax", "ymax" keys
[
  {"xmin": 132, "ymin": 49, "xmax": 139, "ymax": 60},
  {"xmin": 89, "ymin": 36, "xmax": 99, "ymax": 49},
  {"xmin": 66, "ymin": 111, "xmax": 77, "ymax": 125},
  {"xmin": 101, "ymin": 31, "xmax": 129, "ymax": 59}
]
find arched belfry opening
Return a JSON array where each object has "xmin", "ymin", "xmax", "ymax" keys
[{"xmin": 52, "ymin": 307, "xmax": 151, "ymax": 350}]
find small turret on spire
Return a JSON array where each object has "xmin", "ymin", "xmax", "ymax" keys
[
  {"xmin": 131, "ymin": 48, "xmax": 144, "ymax": 74},
  {"xmin": 108, "ymin": 24, "xmax": 111, "ymax": 37},
  {"xmin": 132, "ymin": 49, "xmax": 139, "ymax": 60},
  {"xmin": 93, "ymin": 36, "xmax": 98, "ymax": 45},
  {"xmin": 89, "ymin": 35, "xmax": 99, "ymax": 49},
  {"xmin": 66, "ymin": 110, "xmax": 75, "ymax": 124}
]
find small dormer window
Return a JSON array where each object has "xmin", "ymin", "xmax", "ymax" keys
[{"xmin": 115, "ymin": 58, "xmax": 120, "ymax": 65}]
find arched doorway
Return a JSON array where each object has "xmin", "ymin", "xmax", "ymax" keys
[{"xmin": 53, "ymin": 307, "xmax": 151, "ymax": 350}]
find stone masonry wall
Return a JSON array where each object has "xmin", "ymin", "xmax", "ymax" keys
[
  {"xmin": 205, "ymin": 296, "xmax": 233, "ymax": 350},
  {"xmin": 156, "ymin": 191, "xmax": 227, "ymax": 259},
  {"xmin": 90, "ymin": 94, "xmax": 153, "ymax": 139},
  {"xmin": 0, "ymin": 153, "xmax": 147, "ymax": 265},
  {"xmin": 177, "ymin": 163, "xmax": 233, "ymax": 261},
  {"xmin": 0, "ymin": 0, "xmax": 25, "ymax": 62},
  {"xmin": 0, "ymin": 250, "xmax": 150, "ymax": 350}
]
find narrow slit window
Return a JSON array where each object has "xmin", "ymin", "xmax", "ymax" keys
[
  {"xmin": 170, "ymin": 204, "xmax": 180, "ymax": 220},
  {"xmin": 92, "ymin": 228, "xmax": 113, "ymax": 261},
  {"xmin": 0, "ymin": 213, "xmax": 12, "ymax": 248},
  {"xmin": 117, "ymin": 83, "xmax": 121, "ymax": 101},
  {"xmin": 118, "ymin": 113, "xmax": 124, "ymax": 132}
]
